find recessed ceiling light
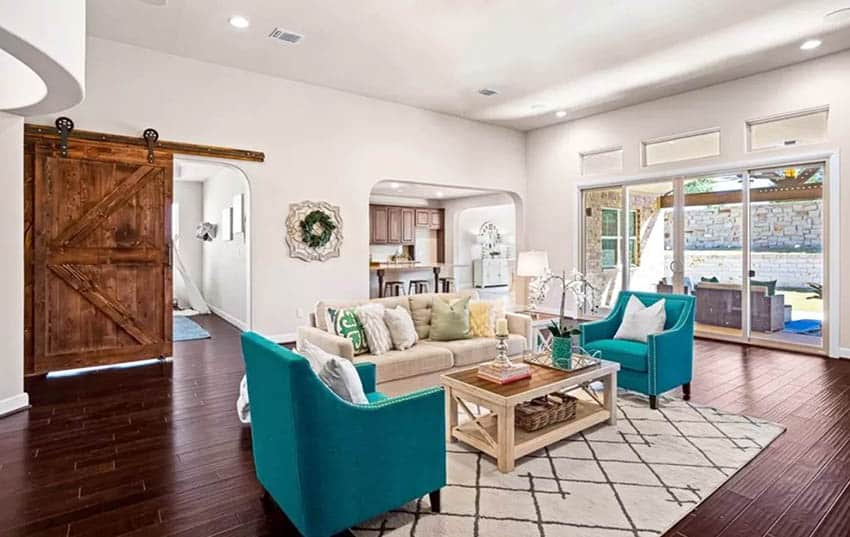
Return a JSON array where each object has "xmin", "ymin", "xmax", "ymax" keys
[
  {"xmin": 555, "ymin": 110, "xmax": 567, "ymax": 118},
  {"xmin": 478, "ymin": 88, "xmax": 499, "ymax": 97},
  {"xmin": 800, "ymin": 39, "xmax": 822, "ymax": 50},
  {"xmin": 389, "ymin": 182, "xmax": 401, "ymax": 189},
  {"xmin": 229, "ymin": 15, "xmax": 251, "ymax": 29},
  {"xmin": 435, "ymin": 191, "xmax": 445, "ymax": 198}
]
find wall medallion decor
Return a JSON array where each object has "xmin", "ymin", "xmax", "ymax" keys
[{"xmin": 286, "ymin": 201, "xmax": 343, "ymax": 262}]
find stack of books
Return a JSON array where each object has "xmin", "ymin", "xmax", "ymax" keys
[{"xmin": 477, "ymin": 362, "xmax": 532, "ymax": 385}]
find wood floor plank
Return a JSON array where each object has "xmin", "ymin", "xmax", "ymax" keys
[{"xmin": 2, "ymin": 314, "xmax": 849, "ymax": 537}]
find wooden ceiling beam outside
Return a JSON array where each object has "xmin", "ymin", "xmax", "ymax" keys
[
  {"xmin": 658, "ymin": 184, "xmax": 822, "ymax": 208},
  {"xmin": 25, "ymin": 124, "xmax": 265, "ymax": 163}
]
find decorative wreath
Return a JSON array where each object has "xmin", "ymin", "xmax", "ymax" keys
[{"xmin": 299, "ymin": 210, "xmax": 337, "ymax": 248}]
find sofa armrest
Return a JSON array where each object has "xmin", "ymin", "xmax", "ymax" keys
[
  {"xmin": 506, "ymin": 312, "xmax": 532, "ymax": 337},
  {"xmin": 579, "ymin": 316, "xmax": 620, "ymax": 346},
  {"xmin": 355, "ymin": 362, "xmax": 376, "ymax": 393},
  {"xmin": 296, "ymin": 326, "xmax": 355, "ymax": 359}
]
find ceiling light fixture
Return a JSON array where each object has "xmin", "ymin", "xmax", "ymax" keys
[
  {"xmin": 229, "ymin": 15, "xmax": 251, "ymax": 29},
  {"xmin": 555, "ymin": 110, "xmax": 567, "ymax": 118},
  {"xmin": 389, "ymin": 182, "xmax": 401, "ymax": 189},
  {"xmin": 478, "ymin": 88, "xmax": 499, "ymax": 97},
  {"xmin": 800, "ymin": 39, "xmax": 822, "ymax": 50},
  {"xmin": 435, "ymin": 191, "xmax": 445, "ymax": 198}
]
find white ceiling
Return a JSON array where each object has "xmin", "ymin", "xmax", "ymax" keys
[
  {"xmin": 371, "ymin": 181, "xmax": 492, "ymax": 201},
  {"xmin": 88, "ymin": 0, "xmax": 850, "ymax": 130}
]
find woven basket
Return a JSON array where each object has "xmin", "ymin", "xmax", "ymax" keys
[{"xmin": 515, "ymin": 392, "xmax": 577, "ymax": 432}]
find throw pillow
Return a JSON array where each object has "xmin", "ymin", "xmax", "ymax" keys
[
  {"xmin": 471, "ymin": 299, "xmax": 505, "ymax": 335},
  {"xmin": 430, "ymin": 296, "xmax": 471, "ymax": 341},
  {"xmin": 751, "ymin": 279, "xmax": 777, "ymax": 296},
  {"xmin": 613, "ymin": 295, "xmax": 667, "ymax": 343},
  {"xmin": 469, "ymin": 302, "xmax": 494, "ymax": 337},
  {"xmin": 384, "ymin": 306, "xmax": 418, "ymax": 350},
  {"xmin": 327, "ymin": 307, "xmax": 369, "ymax": 355},
  {"xmin": 299, "ymin": 340, "xmax": 369, "ymax": 404},
  {"xmin": 355, "ymin": 303, "xmax": 393, "ymax": 355}
]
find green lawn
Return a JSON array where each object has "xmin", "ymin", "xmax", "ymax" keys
[{"xmin": 781, "ymin": 290, "xmax": 822, "ymax": 314}]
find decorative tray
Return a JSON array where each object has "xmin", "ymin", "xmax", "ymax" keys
[{"xmin": 524, "ymin": 351, "xmax": 601, "ymax": 374}]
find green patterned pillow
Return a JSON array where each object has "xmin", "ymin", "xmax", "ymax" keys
[{"xmin": 328, "ymin": 307, "xmax": 369, "ymax": 355}]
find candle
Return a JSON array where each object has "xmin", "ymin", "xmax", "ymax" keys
[{"xmin": 495, "ymin": 318, "xmax": 508, "ymax": 337}]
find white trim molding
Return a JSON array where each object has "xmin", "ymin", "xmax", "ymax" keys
[
  {"xmin": 208, "ymin": 304, "xmax": 248, "ymax": 332},
  {"xmin": 840, "ymin": 348, "xmax": 850, "ymax": 359},
  {"xmin": 0, "ymin": 392, "xmax": 30, "ymax": 418}
]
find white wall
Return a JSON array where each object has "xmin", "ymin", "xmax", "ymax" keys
[
  {"xmin": 202, "ymin": 167, "xmax": 248, "ymax": 329},
  {"xmin": 28, "ymin": 37, "xmax": 527, "ymax": 340},
  {"xmin": 0, "ymin": 111, "xmax": 26, "ymax": 414},
  {"xmin": 449, "ymin": 200, "xmax": 516, "ymax": 288},
  {"xmin": 526, "ymin": 50, "xmax": 850, "ymax": 351},
  {"xmin": 173, "ymin": 181, "xmax": 203, "ymax": 309}
]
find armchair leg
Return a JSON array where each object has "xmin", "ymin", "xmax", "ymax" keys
[
  {"xmin": 649, "ymin": 395, "xmax": 658, "ymax": 410},
  {"xmin": 429, "ymin": 490, "xmax": 441, "ymax": 513},
  {"xmin": 683, "ymin": 382, "xmax": 692, "ymax": 401}
]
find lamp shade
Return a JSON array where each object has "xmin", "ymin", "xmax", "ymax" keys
[{"xmin": 516, "ymin": 250, "xmax": 549, "ymax": 277}]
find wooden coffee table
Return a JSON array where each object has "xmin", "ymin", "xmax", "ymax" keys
[{"xmin": 441, "ymin": 360, "xmax": 620, "ymax": 472}]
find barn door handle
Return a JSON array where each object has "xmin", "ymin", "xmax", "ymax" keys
[
  {"xmin": 143, "ymin": 128, "xmax": 159, "ymax": 163},
  {"xmin": 55, "ymin": 117, "xmax": 74, "ymax": 157}
]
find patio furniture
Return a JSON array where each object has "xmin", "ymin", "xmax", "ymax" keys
[
  {"xmin": 580, "ymin": 291, "xmax": 695, "ymax": 409},
  {"xmin": 693, "ymin": 282, "xmax": 785, "ymax": 332}
]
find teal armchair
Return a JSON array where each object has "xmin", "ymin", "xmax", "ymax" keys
[
  {"xmin": 241, "ymin": 332, "xmax": 446, "ymax": 537},
  {"xmin": 580, "ymin": 291, "xmax": 695, "ymax": 409}
]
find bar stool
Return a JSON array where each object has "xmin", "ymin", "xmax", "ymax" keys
[
  {"xmin": 408, "ymin": 279, "xmax": 430, "ymax": 295},
  {"xmin": 439, "ymin": 277, "xmax": 455, "ymax": 293},
  {"xmin": 383, "ymin": 281, "xmax": 406, "ymax": 297}
]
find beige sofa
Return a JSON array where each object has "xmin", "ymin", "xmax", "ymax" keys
[{"xmin": 296, "ymin": 292, "xmax": 531, "ymax": 387}]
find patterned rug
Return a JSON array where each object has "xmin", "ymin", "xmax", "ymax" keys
[{"xmin": 353, "ymin": 393, "xmax": 784, "ymax": 537}]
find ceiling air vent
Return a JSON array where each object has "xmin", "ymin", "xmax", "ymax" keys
[
  {"xmin": 478, "ymin": 88, "xmax": 499, "ymax": 96},
  {"xmin": 268, "ymin": 28, "xmax": 304, "ymax": 44}
]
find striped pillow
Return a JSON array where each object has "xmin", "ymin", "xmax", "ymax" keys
[{"xmin": 355, "ymin": 303, "xmax": 392, "ymax": 355}]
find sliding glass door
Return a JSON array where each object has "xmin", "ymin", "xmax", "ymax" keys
[{"xmin": 579, "ymin": 160, "xmax": 827, "ymax": 352}]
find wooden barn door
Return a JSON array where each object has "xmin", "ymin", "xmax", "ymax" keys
[{"xmin": 27, "ymin": 138, "xmax": 173, "ymax": 374}]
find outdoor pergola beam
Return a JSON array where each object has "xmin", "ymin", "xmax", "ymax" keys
[{"xmin": 659, "ymin": 184, "xmax": 822, "ymax": 208}]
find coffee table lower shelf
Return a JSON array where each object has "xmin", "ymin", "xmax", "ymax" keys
[{"xmin": 451, "ymin": 399, "xmax": 610, "ymax": 466}]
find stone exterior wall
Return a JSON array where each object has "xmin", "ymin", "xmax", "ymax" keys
[{"xmin": 663, "ymin": 201, "xmax": 822, "ymax": 252}]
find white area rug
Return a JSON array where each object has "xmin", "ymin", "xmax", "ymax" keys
[{"xmin": 353, "ymin": 392, "xmax": 784, "ymax": 537}]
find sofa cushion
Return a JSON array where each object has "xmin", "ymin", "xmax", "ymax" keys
[
  {"xmin": 315, "ymin": 296, "xmax": 408, "ymax": 332},
  {"xmin": 583, "ymin": 339, "xmax": 648, "ymax": 372},
  {"xmin": 408, "ymin": 291, "xmax": 479, "ymax": 340},
  {"xmin": 353, "ymin": 343, "xmax": 454, "ymax": 383},
  {"xmin": 427, "ymin": 335, "xmax": 525, "ymax": 367},
  {"xmin": 430, "ymin": 296, "xmax": 472, "ymax": 341}
]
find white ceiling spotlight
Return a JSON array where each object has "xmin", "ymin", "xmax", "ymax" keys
[
  {"xmin": 555, "ymin": 110, "xmax": 567, "ymax": 118},
  {"xmin": 389, "ymin": 181, "xmax": 401, "ymax": 189},
  {"xmin": 800, "ymin": 39, "xmax": 822, "ymax": 50},
  {"xmin": 435, "ymin": 191, "xmax": 445, "ymax": 198},
  {"xmin": 229, "ymin": 15, "xmax": 251, "ymax": 29}
]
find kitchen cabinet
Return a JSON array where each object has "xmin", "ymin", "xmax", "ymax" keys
[
  {"xmin": 473, "ymin": 258, "xmax": 510, "ymax": 288},
  {"xmin": 401, "ymin": 208, "xmax": 416, "ymax": 245},
  {"xmin": 387, "ymin": 207, "xmax": 402, "ymax": 243},
  {"xmin": 429, "ymin": 209, "xmax": 442, "ymax": 230},
  {"xmin": 415, "ymin": 209, "xmax": 430, "ymax": 227},
  {"xmin": 371, "ymin": 206, "xmax": 389, "ymax": 244}
]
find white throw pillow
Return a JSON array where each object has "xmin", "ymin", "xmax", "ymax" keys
[
  {"xmin": 471, "ymin": 299, "xmax": 506, "ymax": 334},
  {"xmin": 355, "ymin": 303, "xmax": 393, "ymax": 355},
  {"xmin": 613, "ymin": 295, "xmax": 667, "ymax": 343},
  {"xmin": 299, "ymin": 340, "xmax": 369, "ymax": 404},
  {"xmin": 383, "ymin": 306, "xmax": 418, "ymax": 350}
]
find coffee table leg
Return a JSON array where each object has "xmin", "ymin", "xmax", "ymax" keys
[
  {"xmin": 497, "ymin": 405, "xmax": 515, "ymax": 473},
  {"xmin": 445, "ymin": 387, "xmax": 458, "ymax": 443},
  {"xmin": 605, "ymin": 370, "xmax": 618, "ymax": 425}
]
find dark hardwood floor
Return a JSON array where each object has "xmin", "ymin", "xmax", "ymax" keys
[{"xmin": 2, "ymin": 314, "xmax": 850, "ymax": 537}]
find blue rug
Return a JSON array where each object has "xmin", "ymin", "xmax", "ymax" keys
[
  {"xmin": 174, "ymin": 316, "xmax": 211, "ymax": 341},
  {"xmin": 783, "ymin": 319, "xmax": 822, "ymax": 334}
]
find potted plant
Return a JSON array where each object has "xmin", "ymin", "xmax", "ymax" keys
[{"xmin": 548, "ymin": 321, "xmax": 581, "ymax": 365}]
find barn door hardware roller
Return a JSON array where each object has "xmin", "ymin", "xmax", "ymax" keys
[
  {"xmin": 55, "ymin": 117, "xmax": 74, "ymax": 157},
  {"xmin": 143, "ymin": 128, "xmax": 159, "ymax": 163}
]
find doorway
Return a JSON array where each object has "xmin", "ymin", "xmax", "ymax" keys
[{"xmin": 580, "ymin": 160, "xmax": 828, "ymax": 353}]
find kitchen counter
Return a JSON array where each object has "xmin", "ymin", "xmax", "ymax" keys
[{"xmin": 370, "ymin": 263, "xmax": 457, "ymax": 296}]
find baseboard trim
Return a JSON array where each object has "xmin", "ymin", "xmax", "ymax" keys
[
  {"xmin": 262, "ymin": 333, "xmax": 297, "ymax": 344},
  {"xmin": 840, "ymin": 347, "xmax": 850, "ymax": 359},
  {"xmin": 207, "ymin": 304, "xmax": 248, "ymax": 332},
  {"xmin": 0, "ymin": 392, "xmax": 30, "ymax": 419}
]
